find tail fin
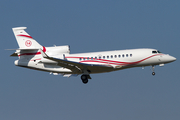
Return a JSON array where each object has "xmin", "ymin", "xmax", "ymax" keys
[{"xmin": 12, "ymin": 27, "xmax": 42, "ymax": 49}]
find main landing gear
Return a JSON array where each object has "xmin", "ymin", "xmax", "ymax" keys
[
  {"xmin": 81, "ymin": 75, "xmax": 88, "ymax": 84},
  {"xmin": 81, "ymin": 74, "xmax": 92, "ymax": 84}
]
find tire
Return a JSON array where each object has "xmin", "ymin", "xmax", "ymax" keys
[
  {"xmin": 82, "ymin": 79, "xmax": 88, "ymax": 84},
  {"xmin": 81, "ymin": 75, "xmax": 88, "ymax": 84}
]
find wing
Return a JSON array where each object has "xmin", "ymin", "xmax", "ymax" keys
[{"xmin": 40, "ymin": 49, "xmax": 113, "ymax": 74}]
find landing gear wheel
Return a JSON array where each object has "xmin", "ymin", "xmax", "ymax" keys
[
  {"xmin": 81, "ymin": 75, "xmax": 88, "ymax": 84},
  {"xmin": 152, "ymin": 72, "xmax": 155, "ymax": 76},
  {"xmin": 82, "ymin": 79, "xmax": 88, "ymax": 84}
]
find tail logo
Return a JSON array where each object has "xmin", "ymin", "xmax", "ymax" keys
[{"xmin": 25, "ymin": 40, "xmax": 32, "ymax": 47}]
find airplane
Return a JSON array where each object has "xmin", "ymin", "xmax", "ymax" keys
[{"xmin": 9, "ymin": 27, "xmax": 176, "ymax": 84}]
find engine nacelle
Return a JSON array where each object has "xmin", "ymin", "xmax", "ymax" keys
[
  {"xmin": 40, "ymin": 58, "xmax": 58, "ymax": 64},
  {"xmin": 45, "ymin": 45, "xmax": 70, "ymax": 56}
]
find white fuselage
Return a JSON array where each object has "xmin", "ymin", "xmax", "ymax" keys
[{"xmin": 15, "ymin": 48, "xmax": 176, "ymax": 74}]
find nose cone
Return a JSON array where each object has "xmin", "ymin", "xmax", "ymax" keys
[
  {"xmin": 171, "ymin": 56, "xmax": 177, "ymax": 62},
  {"xmin": 165, "ymin": 55, "xmax": 176, "ymax": 63}
]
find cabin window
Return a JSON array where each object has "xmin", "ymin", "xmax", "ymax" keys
[
  {"xmin": 130, "ymin": 54, "xmax": 132, "ymax": 57},
  {"xmin": 122, "ymin": 54, "xmax": 124, "ymax": 57},
  {"xmin": 83, "ymin": 58, "xmax": 85, "ymax": 60},
  {"xmin": 114, "ymin": 55, "xmax": 117, "ymax": 58},
  {"xmin": 103, "ymin": 56, "xmax": 105, "ymax": 59},
  {"xmin": 99, "ymin": 56, "xmax": 101, "ymax": 59},
  {"xmin": 126, "ymin": 54, "xmax": 128, "ymax": 57},
  {"xmin": 118, "ymin": 55, "xmax": 121, "ymax": 58},
  {"xmin": 107, "ymin": 56, "xmax": 109, "ymax": 59},
  {"xmin": 80, "ymin": 58, "xmax": 82, "ymax": 61},
  {"xmin": 111, "ymin": 55, "xmax": 113, "ymax": 58},
  {"xmin": 91, "ymin": 57, "xmax": 93, "ymax": 60},
  {"xmin": 95, "ymin": 57, "xmax": 97, "ymax": 60}
]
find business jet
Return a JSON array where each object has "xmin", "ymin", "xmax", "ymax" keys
[{"xmin": 9, "ymin": 27, "xmax": 176, "ymax": 84}]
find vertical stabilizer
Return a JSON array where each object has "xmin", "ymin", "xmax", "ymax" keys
[{"xmin": 12, "ymin": 27, "xmax": 42, "ymax": 49}]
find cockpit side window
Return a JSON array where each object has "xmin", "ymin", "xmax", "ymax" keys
[
  {"xmin": 152, "ymin": 51, "xmax": 157, "ymax": 54},
  {"xmin": 152, "ymin": 50, "xmax": 161, "ymax": 54},
  {"xmin": 157, "ymin": 51, "xmax": 161, "ymax": 53}
]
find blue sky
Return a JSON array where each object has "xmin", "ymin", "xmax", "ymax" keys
[{"xmin": 0, "ymin": 0, "xmax": 180, "ymax": 120}]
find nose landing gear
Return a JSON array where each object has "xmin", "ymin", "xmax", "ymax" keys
[{"xmin": 151, "ymin": 65, "xmax": 155, "ymax": 76}]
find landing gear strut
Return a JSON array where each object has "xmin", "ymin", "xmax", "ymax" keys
[{"xmin": 81, "ymin": 75, "xmax": 88, "ymax": 84}]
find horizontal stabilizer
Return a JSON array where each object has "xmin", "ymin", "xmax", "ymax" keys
[
  {"xmin": 7, "ymin": 48, "xmax": 40, "ymax": 57},
  {"xmin": 10, "ymin": 52, "xmax": 18, "ymax": 56},
  {"xmin": 6, "ymin": 48, "xmax": 39, "ymax": 51},
  {"xmin": 12, "ymin": 27, "xmax": 27, "ymax": 31}
]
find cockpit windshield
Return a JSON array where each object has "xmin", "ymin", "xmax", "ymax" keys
[{"xmin": 152, "ymin": 50, "xmax": 161, "ymax": 54}]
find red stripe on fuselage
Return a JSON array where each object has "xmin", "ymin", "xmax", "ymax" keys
[
  {"xmin": 65, "ymin": 56, "xmax": 129, "ymax": 64},
  {"xmin": 68, "ymin": 54, "xmax": 163, "ymax": 66},
  {"xmin": 18, "ymin": 46, "xmax": 46, "ymax": 56},
  {"xmin": 80, "ymin": 60, "xmax": 124, "ymax": 65},
  {"xmin": 127, "ymin": 54, "xmax": 163, "ymax": 65}
]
